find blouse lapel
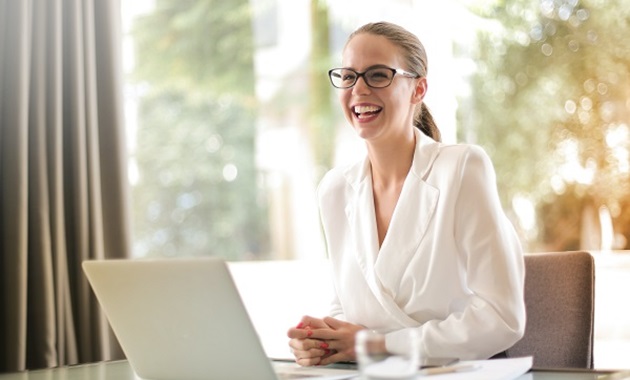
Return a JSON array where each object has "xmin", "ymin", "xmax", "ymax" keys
[
  {"xmin": 343, "ymin": 130, "xmax": 442, "ymax": 326},
  {"xmin": 344, "ymin": 158, "xmax": 379, "ymax": 284},
  {"xmin": 375, "ymin": 131, "xmax": 441, "ymax": 299}
]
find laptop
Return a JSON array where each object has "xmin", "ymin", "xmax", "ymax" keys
[{"xmin": 82, "ymin": 257, "xmax": 356, "ymax": 380}]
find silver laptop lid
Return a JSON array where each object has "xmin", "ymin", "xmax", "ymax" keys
[{"xmin": 83, "ymin": 257, "xmax": 277, "ymax": 380}]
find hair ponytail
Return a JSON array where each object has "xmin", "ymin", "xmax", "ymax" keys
[{"xmin": 414, "ymin": 103, "xmax": 441, "ymax": 142}]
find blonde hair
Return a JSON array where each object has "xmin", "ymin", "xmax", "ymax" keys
[{"xmin": 347, "ymin": 22, "xmax": 441, "ymax": 142}]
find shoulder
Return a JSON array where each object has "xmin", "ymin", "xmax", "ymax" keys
[
  {"xmin": 317, "ymin": 166, "xmax": 347, "ymax": 198},
  {"xmin": 316, "ymin": 159, "xmax": 361, "ymax": 200},
  {"xmin": 438, "ymin": 143, "xmax": 489, "ymax": 160},
  {"xmin": 316, "ymin": 166, "xmax": 350, "ymax": 218},
  {"xmin": 436, "ymin": 143, "xmax": 494, "ymax": 171},
  {"xmin": 426, "ymin": 143, "xmax": 496, "ymax": 185}
]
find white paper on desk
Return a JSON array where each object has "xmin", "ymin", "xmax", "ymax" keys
[
  {"xmin": 417, "ymin": 356, "xmax": 533, "ymax": 380},
  {"xmin": 273, "ymin": 361, "xmax": 358, "ymax": 380}
]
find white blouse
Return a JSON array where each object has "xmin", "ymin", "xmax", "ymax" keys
[{"xmin": 316, "ymin": 128, "xmax": 526, "ymax": 360}]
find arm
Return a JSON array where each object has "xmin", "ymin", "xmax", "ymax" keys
[{"xmin": 386, "ymin": 145, "xmax": 526, "ymax": 360}]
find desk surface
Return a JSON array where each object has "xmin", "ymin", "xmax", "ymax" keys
[{"xmin": 0, "ymin": 360, "xmax": 620, "ymax": 380}]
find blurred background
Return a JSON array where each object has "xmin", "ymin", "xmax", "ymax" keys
[{"xmin": 121, "ymin": 0, "xmax": 630, "ymax": 369}]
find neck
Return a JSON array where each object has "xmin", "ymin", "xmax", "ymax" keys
[{"xmin": 367, "ymin": 129, "xmax": 416, "ymax": 188}]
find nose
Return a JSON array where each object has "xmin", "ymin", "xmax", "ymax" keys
[{"xmin": 352, "ymin": 75, "xmax": 371, "ymax": 95}]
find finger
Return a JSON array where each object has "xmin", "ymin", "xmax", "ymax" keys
[
  {"xmin": 291, "ymin": 347, "xmax": 326, "ymax": 360},
  {"xmin": 288, "ymin": 326, "xmax": 326, "ymax": 339},
  {"xmin": 287, "ymin": 327, "xmax": 303, "ymax": 339},
  {"xmin": 321, "ymin": 348, "xmax": 337, "ymax": 360},
  {"xmin": 288, "ymin": 338, "xmax": 305, "ymax": 351},
  {"xmin": 291, "ymin": 343, "xmax": 328, "ymax": 366},
  {"xmin": 288, "ymin": 338, "xmax": 329, "ymax": 352},
  {"xmin": 297, "ymin": 315, "xmax": 329, "ymax": 329},
  {"xmin": 323, "ymin": 316, "xmax": 348, "ymax": 329},
  {"xmin": 296, "ymin": 356, "xmax": 322, "ymax": 367},
  {"xmin": 319, "ymin": 350, "xmax": 349, "ymax": 366},
  {"xmin": 307, "ymin": 328, "xmax": 342, "ymax": 340},
  {"xmin": 288, "ymin": 316, "xmax": 330, "ymax": 339},
  {"xmin": 314, "ymin": 338, "xmax": 352, "ymax": 364}
]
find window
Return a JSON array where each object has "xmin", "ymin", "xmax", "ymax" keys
[
  {"xmin": 121, "ymin": 0, "xmax": 630, "ymax": 368},
  {"xmin": 122, "ymin": 0, "xmax": 464, "ymax": 261}
]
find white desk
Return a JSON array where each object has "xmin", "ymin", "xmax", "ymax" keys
[{"xmin": 0, "ymin": 360, "xmax": 621, "ymax": 380}]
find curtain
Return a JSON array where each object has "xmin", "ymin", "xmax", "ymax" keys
[{"xmin": 0, "ymin": 0, "xmax": 131, "ymax": 372}]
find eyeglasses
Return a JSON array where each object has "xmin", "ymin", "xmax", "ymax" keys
[{"xmin": 328, "ymin": 66, "xmax": 419, "ymax": 89}]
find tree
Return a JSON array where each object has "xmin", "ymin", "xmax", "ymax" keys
[
  {"xmin": 461, "ymin": 0, "xmax": 630, "ymax": 251},
  {"xmin": 309, "ymin": 0, "xmax": 335, "ymax": 180},
  {"xmin": 130, "ymin": 0, "xmax": 269, "ymax": 259}
]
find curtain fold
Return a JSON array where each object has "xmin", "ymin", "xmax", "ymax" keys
[{"xmin": 0, "ymin": 0, "xmax": 130, "ymax": 372}]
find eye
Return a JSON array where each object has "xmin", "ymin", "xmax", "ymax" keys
[
  {"xmin": 341, "ymin": 71, "xmax": 357, "ymax": 82},
  {"xmin": 366, "ymin": 69, "xmax": 392, "ymax": 83}
]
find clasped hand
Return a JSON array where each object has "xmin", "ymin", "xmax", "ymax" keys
[{"xmin": 287, "ymin": 315, "xmax": 365, "ymax": 366}]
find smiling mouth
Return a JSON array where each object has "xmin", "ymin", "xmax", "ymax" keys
[{"xmin": 353, "ymin": 105, "xmax": 382, "ymax": 119}]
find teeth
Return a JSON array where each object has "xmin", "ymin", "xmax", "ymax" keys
[{"xmin": 354, "ymin": 105, "xmax": 381, "ymax": 114}]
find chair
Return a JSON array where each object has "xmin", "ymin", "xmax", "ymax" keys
[{"xmin": 505, "ymin": 251, "xmax": 595, "ymax": 369}]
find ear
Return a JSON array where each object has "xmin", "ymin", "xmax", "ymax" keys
[{"xmin": 411, "ymin": 77, "xmax": 427, "ymax": 105}]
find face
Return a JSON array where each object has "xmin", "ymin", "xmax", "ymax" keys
[{"xmin": 339, "ymin": 33, "xmax": 427, "ymax": 143}]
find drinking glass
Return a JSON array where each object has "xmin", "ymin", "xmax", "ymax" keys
[{"xmin": 355, "ymin": 329, "xmax": 420, "ymax": 380}]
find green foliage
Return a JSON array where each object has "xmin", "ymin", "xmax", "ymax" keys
[
  {"xmin": 132, "ymin": 0, "xmax": 255, "ymax": 96},
  {"xmin": 131, "ymin": 0, "xmax": 268, "ymax": 259},
  {"xmin": 308, "ymin": 0, "xmax": 335, "ymax": 180},
  {"xmin": 461, "ymin": 0, "xmax": 630, "ymax": 251}
]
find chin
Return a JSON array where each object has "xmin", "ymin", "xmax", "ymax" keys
[{"xmin": 352, "ymin": 124, "xmax": 382, "ymax": 141}]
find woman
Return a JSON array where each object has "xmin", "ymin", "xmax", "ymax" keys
[{"xmin": 287, "ymin": 21, "xmax": 525, "ymax": 367}]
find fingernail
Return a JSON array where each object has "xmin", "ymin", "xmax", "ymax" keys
[
  {"xmin": 324, "ymin": 349, "xmax": 331, "ymax": 355},
  {"xmin": 320, "ymin": 342, "xmax": 329, "ymax": 349},
  {"xmin": 296, "ymin": 322, "xmax": 304, "ymax": 329},
  {"xmin": 307, "ymin": 330, "xmax": 313, "ymax": 337}
]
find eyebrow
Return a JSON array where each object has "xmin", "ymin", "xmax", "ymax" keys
[{"xmin": 340, "ymin": 64, "xmax": 394, "ymax": 71}]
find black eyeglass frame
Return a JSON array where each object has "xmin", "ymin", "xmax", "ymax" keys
[{"xmin": 327, "ymin": 66, "xmax": 420, "ymax": 89}]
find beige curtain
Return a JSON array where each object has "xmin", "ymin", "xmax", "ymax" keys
[{"xmin": 0, "ymin": 0, "xmax": 131, "ymax": 372}]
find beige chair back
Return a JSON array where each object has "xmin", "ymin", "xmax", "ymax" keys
[{"xmin": 506, "ymin": 251, "xmax": 595, "ymax": 368}]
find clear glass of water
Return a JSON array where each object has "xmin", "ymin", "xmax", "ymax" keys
[{"xmin": 355, "ymin": 329, "xmax": 420, "ymax": 380}]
